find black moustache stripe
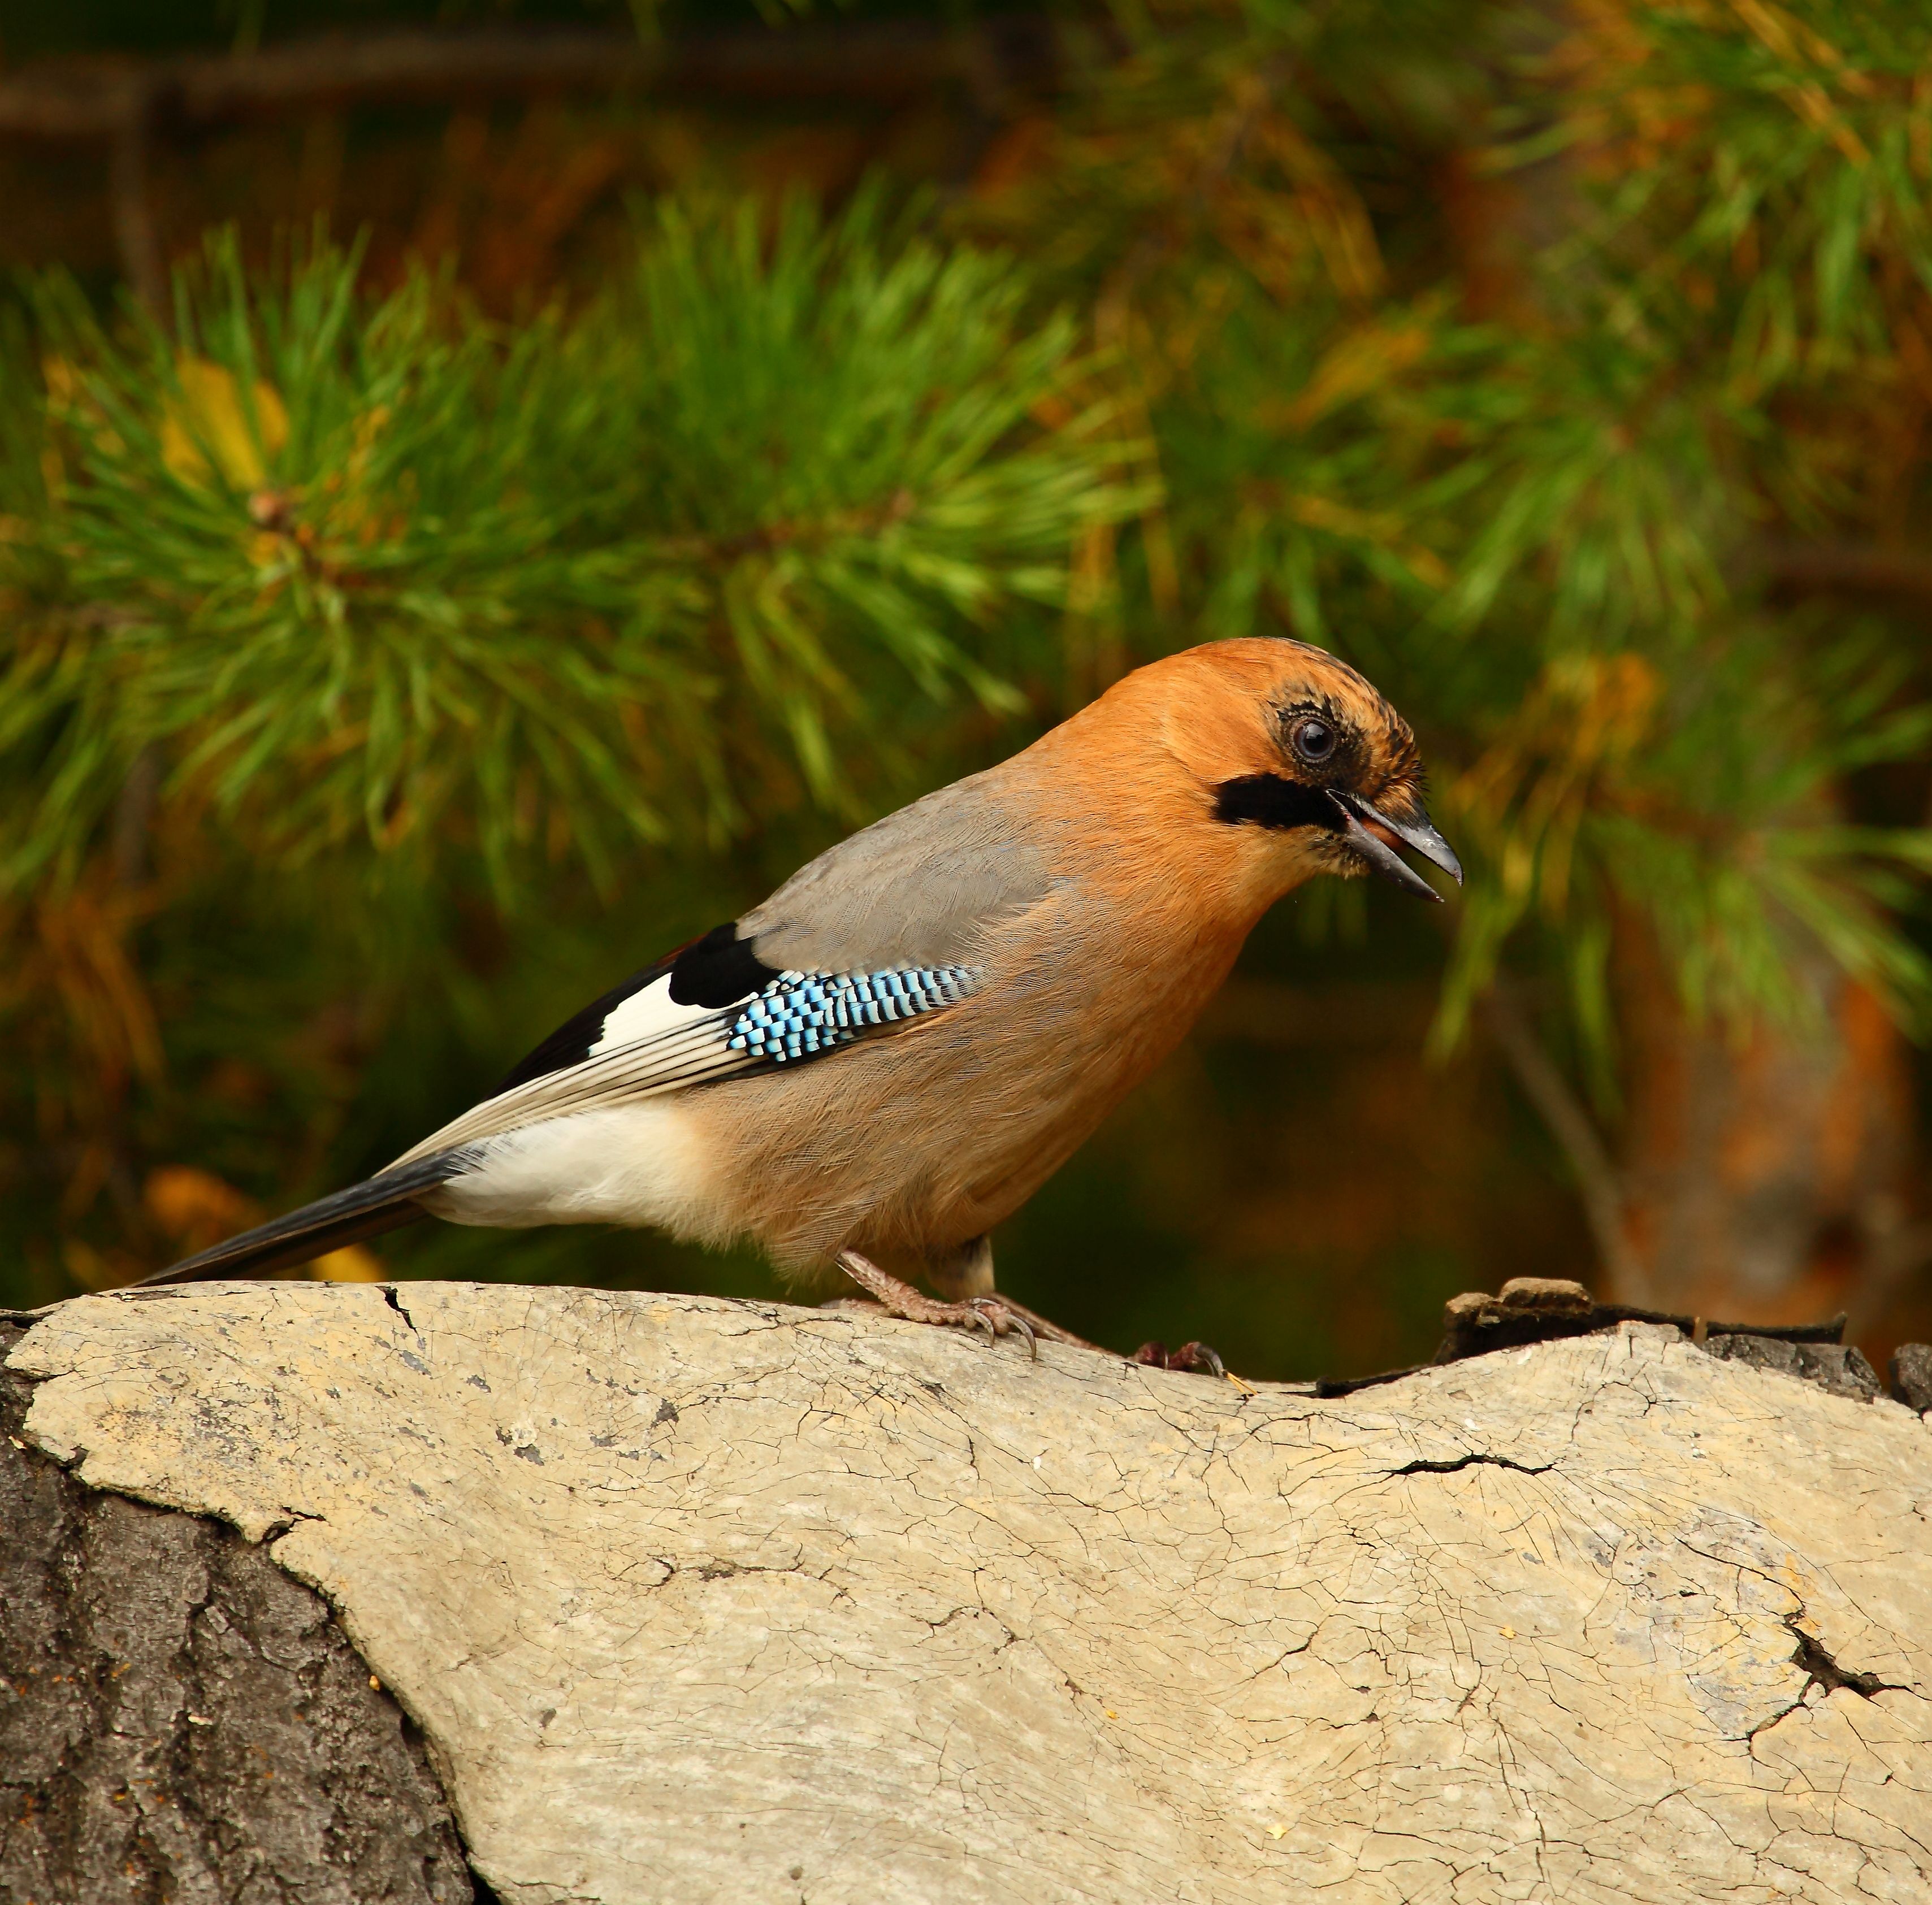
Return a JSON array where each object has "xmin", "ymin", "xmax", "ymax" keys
[{"xmin": 1211, "ymin": 774, "xmax": 1342, "ymax": 831}]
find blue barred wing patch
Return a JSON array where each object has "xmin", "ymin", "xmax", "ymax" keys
[{"xmin": 727, "ymin": 965, "xmax": 981, "ymax": 1064}]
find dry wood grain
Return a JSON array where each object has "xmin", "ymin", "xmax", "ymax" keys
[{"xmin": 8, "ymin": 1283, "xmax": 1932, "ymax": 1904}]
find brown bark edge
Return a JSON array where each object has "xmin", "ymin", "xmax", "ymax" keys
[{"xmin": 0, "ymin": 1320, "xmax": 482, "ymax": 1905}]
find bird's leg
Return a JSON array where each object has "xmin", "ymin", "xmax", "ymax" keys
[
  {"xmin": 926, "ymin": 1234, "xmax": 997, "ymax": 1301},
  {"xmin": 837, "ymin": 1244, "xmax": 1231, "ymax": 1378},
  {"xmin": 927, "ymin": 1237, "xmax": 1101, "ymax": 1352},
  {"xmin": 835, "ymin": 1249, "xmax": 1038, "ymax": 1358}
]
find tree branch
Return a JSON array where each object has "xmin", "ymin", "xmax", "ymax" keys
[
  {"xmin": 0, "ymin": 19, "xmax": 1060, "ymax": 302},
  {"xmin": 10, "ymin": 1283, "xmax": 1931, "ymax": 1900},
  {"xmin": 0, "ymin": 20, "xmax": 1057, "ymax": 142},
  {"xmin": 1479, "ymin": 980, "xmax": 1654, "ymax": 1308},
  {"xmin": 105, "ymin": 107, "xmax": 165, "ymax": 319},
  {"xmin": 1760, "ymin": 543, "xmax": 1932, "ymax": 605}
]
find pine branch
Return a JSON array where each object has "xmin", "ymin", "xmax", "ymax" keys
[{"xmin": 3, "ymin": 203, "xmax": 1141, "ymax": 904}]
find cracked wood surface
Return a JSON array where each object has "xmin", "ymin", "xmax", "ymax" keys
[
  {"xmin": 8, "ymin": 1284, "xmax": 1932, "ymax": 1905},
  {"xmin": 0, "ymin": 1321, "xmax": 476, "ymax": 1905}
]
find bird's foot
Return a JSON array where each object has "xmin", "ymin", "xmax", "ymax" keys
[
  {"xmin": 1133, "ymin": 1338, "xmax": 1223, "ymax": 1376},
  {"xmin": 835, "ymin": 1251, "xmax": 1038, "ymax": 1360},
  {"xmin": 1133, "ymin": 1338, "xmax": 1253, "ymax": 1390},
  {"xmin": 973, "ymin": 1292, "xmax": 1099, "ymax": 1352}
]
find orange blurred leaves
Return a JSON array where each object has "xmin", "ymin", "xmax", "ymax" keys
[
  {"xmin": 1452, "ymin": 652, "xmax": 1664, "ymax": 913},
  {"xmin": 142, "ymin": 1164, "xmax": 383, "ymax": 1283}
]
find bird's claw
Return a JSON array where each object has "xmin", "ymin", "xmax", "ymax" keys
[
  {"xmin": 973, "ymin": 1297, "xmax": 1038, "ymax": 1360},
  {"xmin": 1132, "ymin": 1338, "xmax": 1238, "ymax": 1383},
  {"xmin": 955, "ymin": 1300, "xmax": 997, "ymax": 1347},
  {"xmin": 1171, "ymin": 1339, "xmax": 1226, "ymax": 1379},
  {"xmin": 912, "ymin": 1291, "xmax": 1037, "ymax": 1359}
]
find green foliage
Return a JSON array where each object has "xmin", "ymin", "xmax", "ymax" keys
[
  {"xmin": 7, "ymin": 0, "xmax": 1932, "ymax": 1337},
  {"xmin": 980, "ymin": 0, "xmax": 1932, "ymax": 1077},
  {"xmin": 5, "ymin": 201, "xmax": 1133, "ymax": 905},
  {"xmin": 0, "ymin": 194, "xmax": 1140, "ymax": 1293}
]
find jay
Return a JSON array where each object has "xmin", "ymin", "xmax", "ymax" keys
[{"xmin": 145, "ymin": 638, "xmax": 1461, "ymax": 1366}]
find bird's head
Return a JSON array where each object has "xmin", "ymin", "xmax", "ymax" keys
[{"xmin": 1113, "ymin": 637, "xmax": 1462, "ymax": 905}]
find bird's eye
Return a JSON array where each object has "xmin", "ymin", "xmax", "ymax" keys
[{"xmin": 1290, "ymin": 717, "xmax": 1337, "ymax": 766}]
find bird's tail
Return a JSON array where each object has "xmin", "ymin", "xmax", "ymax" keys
[{"xmin": 137, "ymin": 1151, "xmax": 473, "ymax": 1287}]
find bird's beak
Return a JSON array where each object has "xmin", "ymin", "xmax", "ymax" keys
[{"xmin": 1328, "ymin": 791, "xmax": 1464, "ymax": 902}]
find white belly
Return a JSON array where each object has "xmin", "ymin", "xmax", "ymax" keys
[{"xmin": 423, "ymin": 1101, "xmax": 722, "ymax": 1240}]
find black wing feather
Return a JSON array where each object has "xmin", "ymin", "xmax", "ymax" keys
[
  {"xmin": 495, "ymin": 922, "xmax": 777, "ymax": 1093},
  {"xmin": 495, "ymin": 961, "xmax": 673, "ymax": 1093},
  {"xmin": 137, "ymin": 1150, "xmax": 472, "ymax": 1287}
]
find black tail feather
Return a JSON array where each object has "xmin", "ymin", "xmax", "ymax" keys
[{"xmin": 137, "ymin": 1151, "xmax": 471, "ymax": 1287}]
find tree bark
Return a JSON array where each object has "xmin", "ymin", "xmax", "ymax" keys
[
  {"xmin": 6, "ymin": 1283, "xmax": 1932, "ymax": 1904},
  {"xmin": 0, "ymin": 1321, "xmax": 477, "ymax": 1905}
]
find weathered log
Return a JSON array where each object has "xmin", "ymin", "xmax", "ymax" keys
[
  {"xmin": 0, "ymin": 1320, "xmax": 476, "ymax": 1905},
  {"xmin": 6, "ymin": 1283, "xmax": 1932, "ymax": 1904}
]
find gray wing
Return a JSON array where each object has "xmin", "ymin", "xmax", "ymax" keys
[
  {"xmin": 740, "ymin": 764, "xmax": 1051, "ymax": 970},
  {"xmin": 394, "ymin": 767, "xmax": 1050, "ymax": 1165}
]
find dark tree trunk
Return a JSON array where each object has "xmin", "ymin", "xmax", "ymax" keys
[{"xmin": 0, "ymin": 1321, "xmax": 479, "ymax": 1905}]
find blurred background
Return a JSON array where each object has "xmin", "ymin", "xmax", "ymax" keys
[{"xmin": 3, "ymin": 0, "xmax": 1931, "ymax": 1383}]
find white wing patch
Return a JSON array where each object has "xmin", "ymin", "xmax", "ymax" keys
[{"xmin": 587, "ymin": 972, "xmax": 717, "ymax": 1057}]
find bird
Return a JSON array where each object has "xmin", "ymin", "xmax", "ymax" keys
[{"xmin": 140, "ymin": 637, "xmax": 1461, "ymax": 1370}]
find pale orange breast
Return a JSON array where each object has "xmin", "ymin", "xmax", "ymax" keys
[
  {"xmin": 682, "ymin": 648, "xmax": 1321, "ymax": 1275},
  {"xmin": 682, "ymin": 830, "xmax": 1258, "ymax": 1275}
]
